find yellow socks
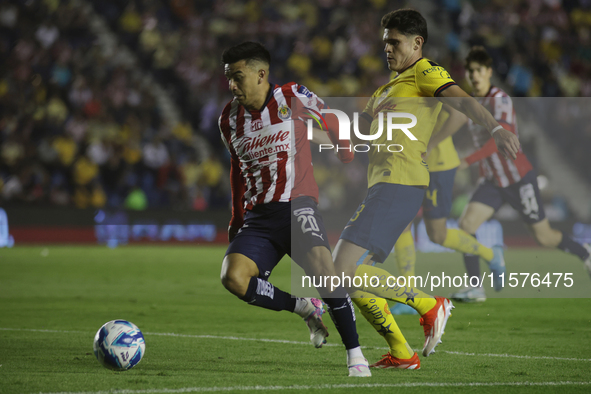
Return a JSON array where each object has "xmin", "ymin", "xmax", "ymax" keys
[
  {"xmin": 350, "ymin": 290, "xmax": 414, "ymax": 359},
  {"xmin": 354, "ymin": 264, "xmax": 436, "ymax": 315},
  {"xmin": 442, "ymin": 228, "xmax": 494, "ymax": 262},
  {"xmin": 395, "ymin": 230, "xmax": 416, "ymax": 286}
]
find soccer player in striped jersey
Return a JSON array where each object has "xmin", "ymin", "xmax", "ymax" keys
[
  {"xmin": 332, "ymin": 9, "xmax": 521, "ymax": 370},
  {"xmin": 218, "ymin": 42, "xmax": 370, "ymax": 377},
  {"xmin": 447, "ymin": 46, "xmax": 591, "ymax": 302}
]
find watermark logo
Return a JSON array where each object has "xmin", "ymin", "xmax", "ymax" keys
[{"xmin": 305, "ymin": 108, "xmax": 418, "ymax": 153}]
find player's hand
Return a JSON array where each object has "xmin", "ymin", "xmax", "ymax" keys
[
  {"xmin": 458, "ymin": 159, "xmax": 469, "ymax": 170},
  {"xmin": 335, "ymin": 147, "xmax": 354, "ymax": 163},
  {"xmin": 323, "ymin": 114, "xmax": 354, "ymax": 163},
  {"xmin": 228, "ymin": 225, "xmax": 241, "ymax": 242},
  {"xmin": 424, "ymin": 144, "xmax": 434, "ymax": 160},
  {"xmin": 493, "ymin": 128, "xmax": 520, "ymax": 160},
  {"xmin": 327, "ymin": 129, "xmax": 354, "ymax": 163}
]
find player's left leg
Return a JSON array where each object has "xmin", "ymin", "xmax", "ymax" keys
[
  {"xmin": 426, "ymin": 217, "xmax": 495, "ymax": 261},
  {"xmin": 425, "ymin": 169, "xmax": 495, "ymax": 262},
  {"xmin": 301, "ymin": 245, "xmax": 371, "ymax": 377},
  {"xmin": 291, "ymin": 198, "xmax": 370, "ymax": 377}
]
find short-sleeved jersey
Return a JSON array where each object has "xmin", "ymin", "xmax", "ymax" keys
[
  {"xmin": 466, "ymin": 86, "xmax": 532, "ymax": 187},
  {"xmin": 219, "ymin": 83, "xmax": 323, "ymax": 213},
  {"xmin": 426, "ymin": 108, "xmax": 461, "ymax": 172},
  {"xmin": 362, "ymin": 58, "xmax": 457, "ymax": 187}
]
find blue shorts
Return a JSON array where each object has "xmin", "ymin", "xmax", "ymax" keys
[
  {"xmin": 470, "ymin": 171, "xmax": 545, "ymax": 225},
  {"xmin": 422, "ymin": 168, "xmax": 457, "ymax": 219},
  {"xmin": 225, "ymin": 197, "xmax": 330, "ymax": 279},
  {"xmin": 340, "ymin": 183, "xmax": 425, "ymax": 263}
]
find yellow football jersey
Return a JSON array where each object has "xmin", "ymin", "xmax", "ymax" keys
[
  {"xmin": 362, "ymin": 58, "xmax": 456, "ymax": 187},
  {"xmin": 426, "ymin": 109, "xmax": 461, "ymax": 172}
]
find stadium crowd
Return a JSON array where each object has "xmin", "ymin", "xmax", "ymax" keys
[
  {"xmin": 440, "ymin": 0, "xmax": 591, "ymax": 183},
  {"xmin": 1, "ymin": 0, "xmax": 590, "ymax": 211},
  {"xmin": 0, "ymin": 0, "xmax": 226, "ymax": 210}
]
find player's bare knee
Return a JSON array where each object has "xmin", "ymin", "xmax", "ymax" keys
[
  {"xmin": 532, "ymin": 231, "xmax": 556, "ymax": 248},
  {"xmin": 459, "ymin": 217, "xmax": 478, "ymax": 235},
  {"xmin": 220, "ymin": 259, "xmax": 251, "ymax": 298},
  {"xmin": 427, "ymin": 228, "xmax": 447, "ymax": 245},
  {"xmin": 429, "ymin": 234, "xmax": 446, "ymax": 245},
  {"xmin": 529, "ymin": 222, "xmax": 561, "ymax": 248},
  {"xmin": 221, "ymin": 270, "xmax": 249, "ymax": 298}
]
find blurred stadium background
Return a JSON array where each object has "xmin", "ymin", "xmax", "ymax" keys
[{"xmin": 1, "ymin": 0, "xmax": 591, "ymax": 247}]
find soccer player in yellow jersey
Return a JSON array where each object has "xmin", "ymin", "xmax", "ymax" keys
[{"xmin": 332, "ymin": 9, "xmax": 520, "ymax": 369}]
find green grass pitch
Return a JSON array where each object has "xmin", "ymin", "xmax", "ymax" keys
[{"xmin": 1, "ymin": 245, "xmax": 590, "ymax": 394}]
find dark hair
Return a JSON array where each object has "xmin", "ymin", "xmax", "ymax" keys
[
  {"xmin": 381, "ymin": 9, "xmax": 428, "ymax": 45},
  {"xmin": 221, "ymin": 41, "xmax": 271, "ymax": 66},
  {"xmin": 465, "ymin": 46, "xmax": 493, "ymax": 68}
]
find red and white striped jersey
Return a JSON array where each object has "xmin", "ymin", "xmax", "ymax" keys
[
  {"xmin": 466, "ymin": 86, "xmax": 532, "ymax": 187},
  {"xmin": 219, "ymin": 82, "xmax": 324, "ymax": 222}
]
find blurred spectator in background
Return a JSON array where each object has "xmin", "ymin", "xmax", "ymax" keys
[{"xmin": 1, "ymin": 0, "xmax": 590, "ymax": 215}]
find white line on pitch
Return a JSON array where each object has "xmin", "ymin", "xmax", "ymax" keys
[
  {"xmin": 38, "ymin": 381, "xmax": 591, "ymax": 394},
  {"xmin": 2, "ymin": 327, "xmax": 590, "ymax": 363}
]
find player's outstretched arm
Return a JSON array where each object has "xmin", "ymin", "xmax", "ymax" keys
[
  {"xmin": 310, "ymin": 127, "xmax": 332, "ymax": 145},
  {"xmin": 319, "ymin": 113, "xmax": 355, "ymax": 163},
  {"xmin": 308, "ymin": 125, "xmax": 354, "ymax": 163},
  {"xmin": 438, "ymin": 85, "xmax": 520, "ymax": 160}
]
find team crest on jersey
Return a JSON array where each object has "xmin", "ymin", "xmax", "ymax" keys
[
  {"xmin": 278, "ymin": 104, "xmax": 292, "ymax": 120},
  {"xmin": 375, "ymin": 86, "xmax": 392, "ymax": 106},
  {"xmin": 251, "ymin": 119, "xmax": 263, "ymax": 131}
]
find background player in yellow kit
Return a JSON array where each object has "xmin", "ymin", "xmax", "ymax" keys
[{"xmin": 390, "ymin": 104, "xmax": 505, "ymax": 314}]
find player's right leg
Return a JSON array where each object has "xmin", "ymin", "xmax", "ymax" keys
[
  {"xmin": 391, "ymin": 222, "xmax": 419, "ymax": 315},
  {"xmin": 291, "ymin": 197, "xmax": 370, "ymax": 376},
  {"xmin": 221, "ymin": 252, "xmax": 321, "ymax": 317}
]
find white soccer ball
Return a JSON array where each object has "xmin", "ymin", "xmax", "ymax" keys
[{"xmin": 93, "ymin": 320, "xmax": 146, "ymax": 371}]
